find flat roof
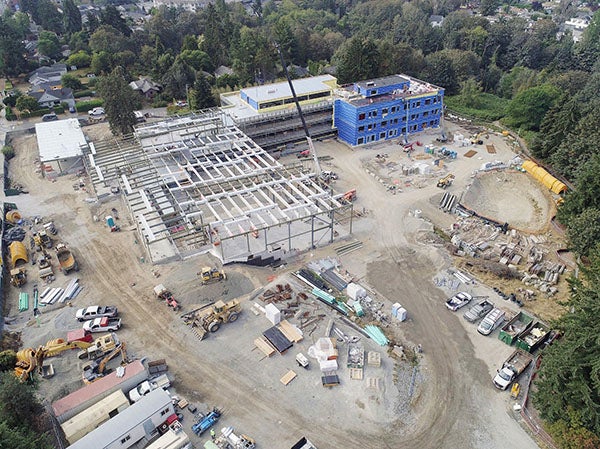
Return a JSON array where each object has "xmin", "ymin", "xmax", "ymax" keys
[
  {"xmin": 52, "ymin": 360, "xmax": 146, "ymax": 418},
  {"xmin": 68, "ymin": 388, "xmax": 172, "ymax": 449},
  {"xmin": 355, "ymin": 75, "xmax": 409, "ymax": 91},
  {"xmin": 35, "ymin": 118, "xmax": 87, "ymax": 162},
  {"xmin": 240, "ymin": 74, "xmax": 336, "ymax": 104}
]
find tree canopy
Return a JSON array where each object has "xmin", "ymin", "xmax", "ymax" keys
[{"xmin": 97, "ymin": 66, "xmax": 139, "ymax": 135}]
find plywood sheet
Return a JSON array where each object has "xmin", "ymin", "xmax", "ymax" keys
[
  {"xmin": 350, "ymin": 368, "xmax": 364, "ymax": 380},
  {"xmin": 464, "ymin": 150, "xmax": 478, "ymax": 158},
  {"xmin": 254, "ymin": 337, "xmax": 276, "ymax": 357},
  {"xmin": 486, "ymin": 144, "xmax": 496, "ymax": 154},
  {"xmin": 278, "ymin": 319, "xmax": 303, "ymax": 343},
  {"xmin": 280, "ymin": 370, "xmax": 297, "ymax": 386}
]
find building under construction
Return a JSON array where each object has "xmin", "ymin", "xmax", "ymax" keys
[
  {"xmin": 220, "ymin": 75, "xmax": 336, "ymax": 154},
  {"xmin": 83, "ymin": 111, "xmax": 353, "ymax": 265}
]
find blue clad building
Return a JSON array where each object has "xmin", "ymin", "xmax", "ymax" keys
[{"xmin": 334, "ymin": 74, "xmax": 444, "ymax": 146}]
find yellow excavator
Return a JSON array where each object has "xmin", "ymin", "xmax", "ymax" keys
[
  {"xmin": 82, "ymin": 342, "xmax": 128, "ymax": 384},
  {"xmin": 14, "ymin": 334, "xmax": 94, "ymax": 381},
  {"xmin": 437, "ymin": 173, "xmax": 455, "ymax": 189}
]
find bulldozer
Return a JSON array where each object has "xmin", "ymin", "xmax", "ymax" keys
[
  {"xmin": 82, "ymin": 341, "xmax": 128, "ymax": 384},
  {"xmin": 198, "ymin": 267, "xmax": 226, "ymax": 285},
  {"xmin": 10, "ymin": 267, "xmax": 27, "ymax": 287},
  {"xmin": 437, "ymin": 174, "xmax": 455, "ymax": 189},
  {"xmin": 184, "ymin": 299, "xmax": 241, "ymax": 340}
]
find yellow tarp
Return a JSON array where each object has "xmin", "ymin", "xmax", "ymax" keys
[
  {"xmin": 522, "ymin": 161, "xmax": 567, "ymax": 195},
  {"xmin": 9, "ymin": 241, "xmax": 28, "ymax": 267}
]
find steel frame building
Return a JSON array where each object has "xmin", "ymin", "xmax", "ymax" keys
[
  {"xmin": 334, "ymin": 74, "xmax": 444, "ymax": 146},
  {"xmin": 83, "ymin": 112, "xmax": 352, "ymax": 265}
]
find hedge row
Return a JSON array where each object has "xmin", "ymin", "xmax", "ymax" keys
[{"xmin": 74, "ymin": 99, "xmax": 103, "ymax": 112}]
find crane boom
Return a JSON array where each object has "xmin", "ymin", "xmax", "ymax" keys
[{"xmin": 276, "ymin": 44, "xmax": 321, "ymax": 175}]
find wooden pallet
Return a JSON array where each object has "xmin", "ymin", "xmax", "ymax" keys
[
  {"xmin": 350, "ymin": 368, "xmax": 364, "ymax": 380},
  {"xmin": 254, "ymin": 337, "xmax": 276, "ymax": 357},
  {"xmin": 367, "ymin": 351, "xmax": 381, "ymax": 367},
  {"xmin": 280, "ymin": 370, "xmax": 297, "ymax": 386}
]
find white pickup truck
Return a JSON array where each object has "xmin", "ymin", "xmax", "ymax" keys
[
  {"xmin": 82, "ymin": 317, "xmax": 121, "ymax": 333},
  {"xmin": 128, "ymin": 374, "xmax": 170, "ymax": 402}
]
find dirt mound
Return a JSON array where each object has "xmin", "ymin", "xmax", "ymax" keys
[{"xmin": 462, "ymin": 171, "xmax": 553, "ymax": 233}]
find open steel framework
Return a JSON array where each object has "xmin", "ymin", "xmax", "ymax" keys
[{"xmin": 83, "ymin": 112, "xmax": 352, "ymax": 264}]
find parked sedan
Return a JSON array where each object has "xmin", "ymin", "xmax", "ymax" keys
[
  {"xmin": 445, "ymin": 291, "xmax": 473, "ymax": 311},
  {"xmin": 463, "ymin": 299, "xmax": 494, "ymax": 322},
  {"xmin": 88, "ymin": 107, "xmax": 105, "ymax": 116},
  {"xmin": 76, "ymin": 305, "xmax": 118, "ymax": 322}
]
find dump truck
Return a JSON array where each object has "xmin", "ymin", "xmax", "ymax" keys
[
  {"xmin": 10, "ymin": 267, "xmax": 27, "ymax": 287},
  {"xmin": 198, "ymin": 267, "xmax": 226, "ymax": 285},
  {"xmin": 516, "ymin": 321, "xmax": 551, "ymax": 353},
  {"xmin": 56, "ymin": 243, "xmax": 78, "ymax": 274},
  {"xmin": 498, "ymin": 311, "xmax": 534, "ymax": 345},
  {"xmin": 184, "ymin": 300, "xmax": 241, "ymax": 340},
  {"xmin": 493, "ymin": 349, "xmax": 534, "ymax": 390}
]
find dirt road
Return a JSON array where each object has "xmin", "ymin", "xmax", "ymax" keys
[{"xmin": 4, "ymin": 127, "xmax": 539, "ymax": 449}]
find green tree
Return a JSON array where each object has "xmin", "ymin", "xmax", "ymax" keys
[
  {"xmin": 91, "ymin": 51, "xmax": 113, "ymax": 75},
  {"xmin": 558, "ymin": 154, "xmax": 600, "ymax": 223},
  {"xmin": 89, "ymin": 25, "xmax": 130, "ymax": 54},
  {"xmin": 63, "ymin": 0, "xmax": 82, "ymax": 34},
  {"xmin": 69, "ymin": 31, "xmax": 89, "ymax": 53},
  {"xmin": 161, "ymin": 59, "xmax": 196, "ymax": 99},
  {"xmin": 67, "ymin": 50, "xmax": 92, "ymax": 68},
  {"xmin": 61, "ymin": 73, "xmax": 83, "ymax": 90},
  {"xmin": 37, "ymin": 30, "xmax": 61, "ymax": 59},
  {"xmin": 422, "ymin": 51, "xmax": 459, "ymax": 94},
  {"xmin": 100, "ymin": 5, "xmax": 131, "ymax": 37},
  {"xmin": 333, "ymin": 36, "xmax": 380, "ymax": 84},
  {"xmin": 189, "ymin": 74, "xmax": 216, "ymax": 110},
  {"xmin": 567, "ymin": 208, "xmax": 600, "ymax": 256},
  {"xmin": 459, "ymin": 78, "xmax": 482, "ymax": 108},
  {"xmin": 533, "ymin": 245, "xmax": 600, "ymax": 438},
  {"xmin": 37, "ymin": 0, "xmax": 63, "ymax": 33},
  {"xmin": 0, "ymin": 372, "xmax": 44, "ymax": 429},
  {"xmin": 15, "ymin": 95, "xmax": 39, "ymax": 112},
  {"xmin": 480, "ymin": 0, "xmax": 499, "ymax": 16},
  {"xmin": 504, "ymin": 84, "xmax": 560, "ymax": 131},
  {"xmin": 97, "ymin": 66, "xmax": 138, "ymax": 135},
  {"xmin": 0, "ymin": 350, "xmax": 16, "ymax": 372},
  {"xmin": 0, "ymin": 16, "xmax": 28, "ymax": 76}
]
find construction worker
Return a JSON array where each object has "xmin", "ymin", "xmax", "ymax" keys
[{"xmin": 210, "ymin": 429, "xmax": 216, "ymax": 440}]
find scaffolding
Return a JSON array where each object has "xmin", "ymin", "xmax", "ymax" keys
[{"xmin": 83, "ymin": 112, "xmax": 352, "ymax": 264}]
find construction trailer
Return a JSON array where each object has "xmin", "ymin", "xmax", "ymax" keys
[
  {"xmin": 60, "ymin": 390, "xmax": 130, "ymax": 444},
  {"xmin": 82, "ymin": 112, "xmax": 353, "ymax": 265},
  {"xmin": 52, "ymin": 360, "xmax": 147, "ymax": 423},
  {"xmin": 67, "ymin": 388, "xmax": 175, "ymax": 449}
]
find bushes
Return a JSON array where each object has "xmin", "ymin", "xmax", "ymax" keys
[
  {"xmin": 444, "ymin": 93, "xmax": 509, "ymax": 121},
  {"xmin": 5, "ymin": 106, "xmax": 16, "ymax": 121},
  {"xmin": 74, "ymin": 99, "xmax": 104, "ymax": 112},
  {"xmin": 74, "ymin": 89, "xmax": 94, "ymax": 98},
  {"xmin": 2, "ymin": 145, "xmax": 15, "ymax": 160}
]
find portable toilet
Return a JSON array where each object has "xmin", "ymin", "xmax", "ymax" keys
[
  {"xmin": 105, "ymin": 216, "xmax": 115, "ymax": 229},
  {"xmin": 397, "ymin": 307, "xmax": 407, "ymax": 322}
]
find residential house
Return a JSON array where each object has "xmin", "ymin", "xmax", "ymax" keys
[
  {"xmin": 129, "ymin": 77, "xmax": 162, "ymax": 99},
  {"xmin": 214, "ymin": 65, "xmax": 234, "ymax": 78},
  {"xmin": 29, "ymin": 63, "xmax": 67, "ymax": 86},
  {"xmin": 29, "ymin": 85, "xmax": 75, "ymax": 109},
  {"xmin": 429, "ymin": 15, "xmax": 444, "ymax": 27}
]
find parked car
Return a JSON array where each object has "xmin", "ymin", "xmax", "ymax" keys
[
  {"xmin": 463, "ymin": 299, "xmax": 494, "ymax": 323},
  {"xmin": 42, "ymin": 113, "xmax": 58, "ymax": 122},
  {"xmin": 76, "ymin": 305, "xmax": 118, "ymax": 322},
  {"xmin": 477, "ymin": 308, "xmax": 506, "ymax": 336},
  {"xmin": 127, "ymin": 374, "xmax": 170, "ymax": 402},
  {"xmin": 69, "ymin": 105, "xmax": 76, "ymax": 113},
  {"xmin": 88, "ymin": 107, "xmax": 105, "ymax": 116},
  {"xmin": 445, "ymin": 292, "xmax": 472, "ymax": 311}
]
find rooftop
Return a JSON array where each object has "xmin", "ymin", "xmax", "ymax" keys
[
  {"xmin": 240, "ymin": 74, "xmax": 336, "ymax": 104},
  {"xmin": 35, "ymin": 118, "xmax": 87, "ymax": 162},
  {"xmin": 355, "ymin": 75, "xmax": 410, "ymax": 91},
  {"xmin": 67, "ymin": 388, "xmax": 172, "ymax": 449},
  {"xmin": 52, "ymin": 360, "xmax": 145, "ymax": 418}
]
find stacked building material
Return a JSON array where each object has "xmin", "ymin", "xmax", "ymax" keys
[
  {"xmin": 18, "ymin": 292, "xmax": 29, "ymax": 312},
  {"xmin": 364, "ymin": 325, "xmax": 389, "ymax": 346}
]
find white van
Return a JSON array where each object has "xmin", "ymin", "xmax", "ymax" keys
[{"xmin": 477, "ymin": 308, "xmax": 505, "ymax": 336}]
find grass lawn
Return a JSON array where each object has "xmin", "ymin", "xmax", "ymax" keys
[{"xmin": 445, "ymin": 93, "xmax": 509, "ymax": 122}]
